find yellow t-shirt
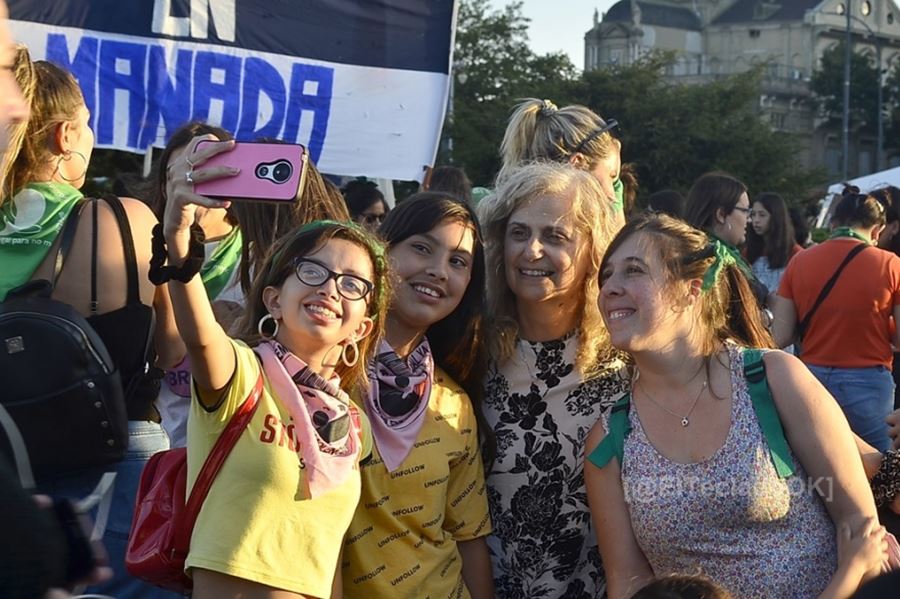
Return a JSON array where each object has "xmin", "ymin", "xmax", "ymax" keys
[
  {"xmin": 186, "ymin": 339, "xmax": 370, "ymax": 598},
  {"xmin": 342, "ymin": 367, "xmax": 492, "ymax": 598}
]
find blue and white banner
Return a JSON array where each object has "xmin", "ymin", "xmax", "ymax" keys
[{"xmin": 8, "ymin": 0, "xmax": 456, "ymax": 180}]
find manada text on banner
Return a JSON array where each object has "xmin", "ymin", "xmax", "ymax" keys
[{"xmin": 7, "ymin": 0, "xmax": 456, "ymax": 181}]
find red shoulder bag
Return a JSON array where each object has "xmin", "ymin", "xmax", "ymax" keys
[{"xmin": 125, "ymin": 374, "xmax": 263, "ymax": 593}]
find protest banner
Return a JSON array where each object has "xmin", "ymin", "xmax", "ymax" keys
[{"xmin": 7, "ymin": 0, "xmax": 456, "ymax": 180}]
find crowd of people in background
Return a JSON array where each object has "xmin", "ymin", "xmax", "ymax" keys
[{"xmin": 1, "ymin": 1, "xmax": 900, "ymax": 597}]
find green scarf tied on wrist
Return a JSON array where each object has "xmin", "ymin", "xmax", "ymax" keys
[{"xmin": 0, "ymin": 182, "xmax": 83, "ymax": 301}]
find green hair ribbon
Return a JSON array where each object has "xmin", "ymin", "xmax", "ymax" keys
[{"xmin": 698, "ymin": 237, "xmax": 748, "ymax": 291}]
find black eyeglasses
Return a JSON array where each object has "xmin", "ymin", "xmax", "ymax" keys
[
  {"xmin": 572, "ymin": 119, "xmax": 619, "ymax": 155},
  {"xmin": 732, "ymin": 205, "xmax": 751, "ymax": 215},
  {"xmin": 293, "ymin": 258, "xmax": 373, "ymax": 301}
]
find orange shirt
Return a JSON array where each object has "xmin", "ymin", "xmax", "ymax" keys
[{"xmin": 778, "ymin": 238, "xmax": 900, "ymax": 368}]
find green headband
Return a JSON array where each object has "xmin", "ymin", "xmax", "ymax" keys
[{"xmin": 295, "ymin": 219, "xmax": 385, "ymax": 258}]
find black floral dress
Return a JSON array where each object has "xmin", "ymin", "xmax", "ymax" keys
[{"xmin": 484, "ymin": 334, "xmax": 628, "ymax": 598}]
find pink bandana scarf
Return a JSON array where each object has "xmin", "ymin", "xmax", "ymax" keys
[
  {"xmin": 365, "ymin": 338, "xmax": 433, "ymax": 472},
  {"xmin": 256, "ymin": 340, "xmax": 361, "ymax": 499}
]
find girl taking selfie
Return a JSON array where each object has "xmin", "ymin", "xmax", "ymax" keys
[{"xmin": 159, "ymin": 136, "xmax": 389, "ymax": 598}]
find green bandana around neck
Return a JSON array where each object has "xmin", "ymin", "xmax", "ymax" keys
[
  {"xmin": 829, "ymin": 226, "xmax": 871, "ymax": 245},
  {"xmin": 0, "ymin": 182, "xmax": 83, "ymax": 301},
  {"xmin": 611, "ymin": 177, "xmax": 624, "ymax": 213},
  {"xmin": 201, "ymin": 226, "xmax": 243, "ymax": 300}
]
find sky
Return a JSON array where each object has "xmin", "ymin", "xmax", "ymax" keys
[{"xmin": 486, "ymin": 0, "xmax": 619, "ymax": 71}]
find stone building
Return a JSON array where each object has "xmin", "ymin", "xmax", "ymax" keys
[{"xmin": 585, "ymin": 0, "xmax": 900, "ymax": 176}]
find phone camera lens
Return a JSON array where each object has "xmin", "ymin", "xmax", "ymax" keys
[
  {"xmin": 273, "ymin": 162, "xmax": 292, "ymax": 183},
  {"xmin": 257, "ymin": 165, "xmax": 269, "ymax": 177}
]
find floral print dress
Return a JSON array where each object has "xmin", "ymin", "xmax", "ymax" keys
[
  {"xmin": 613, "ymin": 344, "xmax": 836, "ymax": 598},
  {"xmin": 484, "ymin": 333, "xmax": 627, "ymax": 598}
]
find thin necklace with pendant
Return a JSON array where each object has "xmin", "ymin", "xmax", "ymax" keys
[{"xmin": 634, "ymin": 369, "xmax": 708, "ymax": 427}]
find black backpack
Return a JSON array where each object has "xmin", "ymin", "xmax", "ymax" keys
[{"xmin": 0, "ymin": 198, "xmax": 130, "ymax": 475}]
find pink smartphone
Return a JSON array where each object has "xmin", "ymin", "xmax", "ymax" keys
[{"xmin": 193, "ymin": 141, "xmax": 308, "ymax": 202}]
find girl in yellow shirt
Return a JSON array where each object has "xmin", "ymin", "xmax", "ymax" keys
[
  {"xmin": 158, "ymin": 136, "xmax": 390, "ymax": 599},
  {"xmin": 342, "ymin": 192, "xmax": 494, "ymax": 599}
]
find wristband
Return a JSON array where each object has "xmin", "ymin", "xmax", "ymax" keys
[{"xmin": 149, "ymin": 223, "xmax": 205, "ymax": 285}]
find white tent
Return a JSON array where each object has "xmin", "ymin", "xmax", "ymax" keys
[
  {"xmin": 826, "ymin": 166, "xmax": 900, "ymax": 195},
  {"xmin": 816, "ymin": 166, "xmax": 900, "ymax": 228}
]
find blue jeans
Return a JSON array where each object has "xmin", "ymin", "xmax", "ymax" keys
[
  {"xmin": 38, "ymin": 421, "xmax": 183, "ymax": 598},
  {"xmin": 807, "ymin": 364, "xmax": 895, "ymax": 452}
]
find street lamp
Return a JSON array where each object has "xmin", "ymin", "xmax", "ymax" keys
[
  {"xmin": 843, "ymin": 1, "xmax": 852, "ymax": 180},
  {"xmin": 831, "ymin": 8, "xmax": 884, "ymax": 173}
]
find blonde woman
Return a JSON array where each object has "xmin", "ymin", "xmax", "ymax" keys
[
  {"xmin": 478, "ymin": 162, "xmax": 626, "ymax": 598},
  {"xmin": 498, "ymin": 98, "xmax": 625, "ymax": 226}
]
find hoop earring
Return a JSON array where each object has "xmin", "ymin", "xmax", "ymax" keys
[
  {"xmin": 257, "ymin": 314, "xmax": 279, "ymax": 340},
  {"xmin": 341, "ymin": 340, "xmax": 359, "ymax": 368},
  {"xmin": 56, "ymin": 150, "xmax": 89, "ymax": 183}
]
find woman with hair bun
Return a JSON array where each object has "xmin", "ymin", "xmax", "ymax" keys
[
  {"xmin": 498, "ymin": 98, "xmax": 626, "ymax": 226},
  {"xmin": 773, "ymin": 188, "xmax": 900, "ymax": 451}
]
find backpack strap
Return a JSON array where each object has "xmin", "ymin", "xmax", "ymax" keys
[
  {"xmin": 87, "ymin": 195, "xmax": 141, "ymax": 314},
  {"xmin": 49, "ymin": 200, "xmax": 86, "ymax": 290},
  {"xmin": 99, "ymin": 194, "xmax": 141, "ymax": 305},
  {"xmin": 94, "ymin": 194, "xmax": 158, "ymax": 403},
  {"xmin": 587, "ymin": 393, "xmax": 632, "ymax": 469},
  {"xmin": 589, "ymin": 352, "xmax": 796, "ymax": 480},
  {"xmin": 0, "ymin": 401, "xmax": 36, "ymax": 490},
  {"xmin": 742, "ymin": 348, "xmax": 795, "ymax": 479},
  {"xmin": 89, "ymin": 199, "xmax": 99, "ymax": 315}
]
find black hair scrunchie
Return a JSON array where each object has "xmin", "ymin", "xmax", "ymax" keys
[{"xmin": 148, "ymin": 223, "xmax": 205, "ymax": 285}]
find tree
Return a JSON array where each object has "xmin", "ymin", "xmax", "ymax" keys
[
  {"xmin": 447, "ymin": 1, "xmax": 823, "ymax": 202},
  {"xmin": 811, "ymin": 42, "xmax": 882, "ymax": 134},
  {"xmin": 567, "ymin": 53, "xmax": 823, "ymax": 200},
  {"xmin": 441, "ymin": 0, "xmax": 577, "ymax": 185}
]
